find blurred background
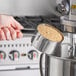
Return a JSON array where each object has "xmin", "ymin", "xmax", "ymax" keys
[{"xmin": 0, "ymin": 0, "xmax": 59, "ymax": 16}]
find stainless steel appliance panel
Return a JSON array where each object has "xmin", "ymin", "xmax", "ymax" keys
[{"xmin": 0, "ymin": 70, "xmax": 40, "ymax": 76}]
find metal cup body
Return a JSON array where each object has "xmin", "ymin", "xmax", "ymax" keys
[{"xmin": 32, "ymin": 32, "xmax": 58, "ymax": 55}]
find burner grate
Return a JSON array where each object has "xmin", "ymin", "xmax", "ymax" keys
[{"xmin": 14, "ymin": 16, "xmax": 63, "ymax": 31}]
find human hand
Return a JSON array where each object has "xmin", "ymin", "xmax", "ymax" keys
[{"xmin": 0, "ymin": 15, "xmax": 24, "ymax": 40}]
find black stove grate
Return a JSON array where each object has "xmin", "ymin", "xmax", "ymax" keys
[{"xmin": 14, "ymin": 16, "xmax": 63, "ymax": 31}]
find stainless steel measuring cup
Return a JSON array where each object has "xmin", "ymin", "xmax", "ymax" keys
[{"xmin": 31, "ymin": 23, "xmax": 64, "ymax": 55}]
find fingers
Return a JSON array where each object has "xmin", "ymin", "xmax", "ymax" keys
[
  {"xmin": 8, "ymin": 27, "xmax": 16, "ymax": 40},
  {"xmin": 0, "ymin": 29, "xmax": 6, "ymax": 40},
  {"xmin": 15, "ymin": 20, "xmax": 24, "ymax": 30},
  {"xmin": 0, "ymin": 15, "xmax": 23, "ymax": 41},
  {"xmin": 11, "ymin": 19, "xmax": 24, "ymax": 30},
  {"xmin": 0, "ymin": 27, "xmax": 17, "ymax": 40},
  {"xmin": 0, "ymin": 25, "xmax": 23, "ymax": 41},
  {"xmin": 2, "ymin": 27, "xmax": 11, "ymax": 40},
  {"xmin": 8, "ymin": 27, "xmax": 23, "ymax": 40},
  {"xmin": 16, "ymin": 30, "xmax": 23, "ymax": 38}
]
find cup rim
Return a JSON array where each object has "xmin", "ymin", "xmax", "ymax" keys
[{"xmin": 37, "ymin": 23, "xmax": 64, "ymax": 42}]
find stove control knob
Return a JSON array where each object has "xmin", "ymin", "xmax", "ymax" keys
[
  {"xmin": 28, "ymin": 50, "xmax": 38, "ymax": 60},
  {"xmin": 9, "ymin": 50, "xmax": 20, "ymax": 61},
  {"xmin": 0, "ymin": 51, "xmax": 6, "ymax": 60}
]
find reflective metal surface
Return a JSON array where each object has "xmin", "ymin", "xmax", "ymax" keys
[
  {"xmin": 61, "ymin": 16, "xmax": 76, "ymax": 33},
  {"xmin": 50, "ymin": 33, "xmax": 76, "ymax": 58},
  {"xmin": 56, "ymin": 0, "xmax": 70, "ymax": 15},
  {"xmin": 40, "ymin": 33, "xmax": 76, "ymax": 76},
  {"xmin": 32, "ymin": 32, "xmax": 61, "ymax": 55},
  {"xmin": 0, "ymin": 0, "xmax": 60, "ymax": 16},
  {"xmin": 46, "ymin": 55, "xmax": 76, "ymax": 76}
]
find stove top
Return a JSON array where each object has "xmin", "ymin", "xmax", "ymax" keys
[
  {"xmin": 0, "ymin": 16, "xmax": 62, "ymax": 71},
  {"xmin": 14, "ymin": 16, "xmax": 63, "ymax": 31}
]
